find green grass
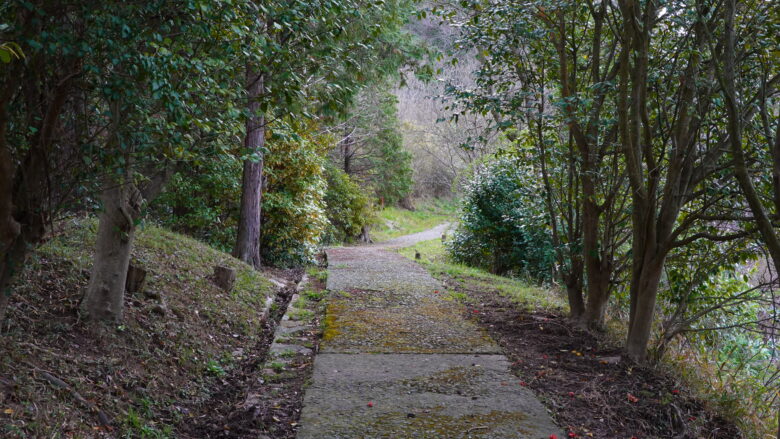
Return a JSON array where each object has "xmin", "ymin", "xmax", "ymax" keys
[
  {"xmin": 397, "ymin": 239, "xmax": 565, "ymax": 312},
  {"xmin": 371, "ymin": 198, "xmax": 458, "ymax": 242},
  {"xmin": 306, "ymin": 266, "xmax": 327, "ymax": 283}
]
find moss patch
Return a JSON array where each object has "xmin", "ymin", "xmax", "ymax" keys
[
  {"xmin": 320, "ymin": 294, "xmax": 497, "ymax": 354},
  {"xmin": 366, "ymin": 408, "xmax": 530, "ymax": 437}
]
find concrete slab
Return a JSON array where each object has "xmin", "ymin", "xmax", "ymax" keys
[
  {"xmin": 321, "ymin": 294, "xmax": 499, "ymax": 354},
  {"xmin": 297, "ymin": 353, "xmax": 562, "ymax": 439}
]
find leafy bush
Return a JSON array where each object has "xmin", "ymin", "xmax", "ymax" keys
[
  {"xmin": 322, "ymin": 163, "xmax": 376, "ymax": 244},
  {"xmin": 150, "ymin": 153, "xmax": 242, "ymax": 252},
  {"xmin": 260, "ymin": 121, "xmax": 330, "ymax": 266},
  {"xmin": 447, "ymin": 158, "xmax": 554, "ymax": 281}
]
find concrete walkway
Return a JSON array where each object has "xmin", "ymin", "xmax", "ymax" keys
[{"xmin": 297, "ymin": 227, "xmax": 562, "ymax": 438}]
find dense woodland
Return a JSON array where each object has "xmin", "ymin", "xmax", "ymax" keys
[{"xmin": 1, "ymin": 0, "xmax": 780, "ymax": 437}]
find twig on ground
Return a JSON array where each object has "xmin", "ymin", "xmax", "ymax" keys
[{"xmin": 24, "ymin": 361, "xmax": 112, "ymax": 427}]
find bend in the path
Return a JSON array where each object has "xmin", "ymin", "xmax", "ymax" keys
[{"xmin": 374, "ymin": 222, "xmax": 451, "ymax": 249}]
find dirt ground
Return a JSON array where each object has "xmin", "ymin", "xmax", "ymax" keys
[
  {"xmin": 178, "ymin": 266, "xmax": 324, "ymax": 439},
  {"xmin": 455, "ymin": 280, "xmax": 743, "ymax": 439}
]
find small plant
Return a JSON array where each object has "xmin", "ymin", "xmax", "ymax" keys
[
  {"xmin": 205, "ymin": 359, "xmax": 226, "ymax": 377},
  {"xmin": 279, "ymin": 350, "xmax": 297, "ymax": 359},
  {"xmin": 306, "ymin": 266, "xmax": 328, "ymax": 282},
  {"xmin": 289, "ymin": 308, "xmax": 314, "ymax": 322},
  {"xmin": 123, "ymin": 407, "xmax": 173, "ymax": 439},
  {"xmin": 304, "ymin": 289, "xmax": 325, "ymax": 301},
  {"xmin": 269, "ymin": 361, "xmax": 286, "ymax": 373}
]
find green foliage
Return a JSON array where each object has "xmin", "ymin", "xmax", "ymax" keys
[
  {"xmin": 323, "ymin": 163, "xmax": 376, "ymax": 244},
  {"xmin": 253, "ymin": 0, "xmax": 423, "ymax": 122},
  {"xmin": 205, "ymin": 359, "xmax": 227, "ymax": 378},
  {"xmin": 346, "ymin": 86, "xmax": 414, "ymax": 204},
  {"xmin": 370, "ymin": 113, "xmax": 413, "ymax": 206},
  {"xmin": 0, "ymin": 39, "xmax": 22, "ymax": 64},
  {"xmin": 261, "ymin": 121, "xmax": 330, "ymax": 266},
  {"xmin": 151, "ymin": 155, "xmax": 242, "ymax": 252},
  {"xmin": 447, "ymin": 158, "xmax": 554, "ymax": 282},
  {"xmin": 123, "ymin": 406, "xmax": 173, "ymax": 439}
]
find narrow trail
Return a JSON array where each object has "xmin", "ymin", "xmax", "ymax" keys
[{"xmin": 296, "ymin": 225, "xmax": 562, "ymax": 438}]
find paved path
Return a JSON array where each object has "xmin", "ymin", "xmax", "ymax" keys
[{"xmin": 297, "ymin": 226, "xmax": 562, "ymax": 438}]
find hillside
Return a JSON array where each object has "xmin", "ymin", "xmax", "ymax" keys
[{"xmin": 0, "ymin": 219, "xmax": 285, "ymax": 438}]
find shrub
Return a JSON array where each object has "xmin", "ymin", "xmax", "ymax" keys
[
  {"xmin": 150, "ymin": 153, "xmax": 242, "ymax": 252},
  {"xmin": 447, "ymin": 157, "xmax": 554, "ymax": 282},
  {"xmin": 260, "ymin": 120, "xmax": 331, "ymax": 267},
  {"xmin": 322, "ymin": 163, "xmax": 376, "ymax": 244}
]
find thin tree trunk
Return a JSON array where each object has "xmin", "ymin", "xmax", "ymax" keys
[
  {"xmin": 343, "ymin": 128, "xmax": 352, "ymax": 175},
  {"xmin": 234, "ymin": 70, "xmax": 265, "ymax": 268},
  {"xmin": 626, "ymin": 255, "xmax": 665, "ymax": 361},
  {"xmin": 81, "ymin": 180, "xmax": 142, "ymax": 322},
  {"xmin": 564, "ymin": 260, "xmax": 585, "ymax": 320},
  {"xmin": 0, "ymin": 91, "xmax": 21, "ymax": 325},
  {"xmin": 581, "ymin": 178, "xmax": 611, "ymax": 328}
]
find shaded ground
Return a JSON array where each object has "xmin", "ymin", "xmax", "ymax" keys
[
  {"xmin": 0, "ymin": 220, "xmax": 280, "ymax": 438},
  {"xmin": 439, "ymin": 273, "xmax": 744, "ymax": 439},
  {"xmin": 297, "ymin": 230, "xmax": 563, "ymax": 438},
  {"xmin": 177, "ymin": 266, "xmax": 324, "ymax": 439}
]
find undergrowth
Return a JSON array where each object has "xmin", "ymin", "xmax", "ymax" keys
[{"xmin": 0, "ymin": 218, "xmax": 277, "ymax": 438}]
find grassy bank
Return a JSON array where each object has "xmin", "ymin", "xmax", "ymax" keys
[
  {"xmin": 397, "ymin": 238, "xmax": 564, "ymax": 312},
  {"xmin": 0, "ymin": 219, "xmax": 278, "ymax": 438},
  {"xmin": 371, "ymin": 198, "xmax": 458, "ymax": 242}
]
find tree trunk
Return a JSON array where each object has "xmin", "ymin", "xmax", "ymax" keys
[
  {"xmin": 564, "ymin": 261, "xmax": 585, "ymax": 320},
  {"xmin": 343, "ymin": 130, "xmax": 352, "ymax": 175},
  {"xmin": 0, "ymin": 73, "xmax": 23, "ymax": 326},
  {"xmin": 234, "ymin": 70, "xmax": 265, "ymax": 269},
  {"xmin": 626, "ymin": 256, "xmax": 665, "ymax": 362},
  {"xmin": 81, "ymin": 181, "xmax": 142, "ymax": 322},
  {"xmin": 581, "ymin": 186, "xmax": 611, "ymax": 329},
  {"xmin": 582, "ymin": 270, "xmax": 610, "ymax": 329}
]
